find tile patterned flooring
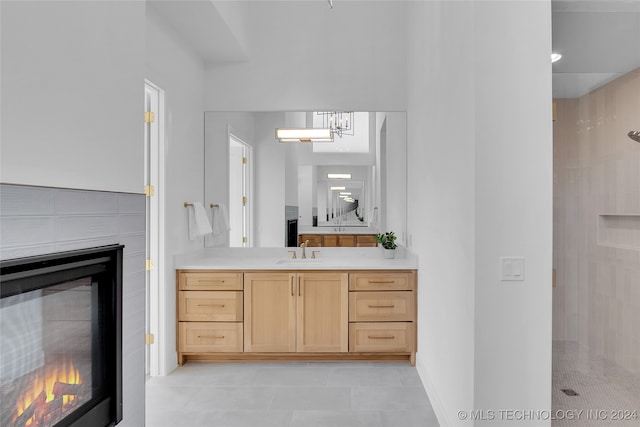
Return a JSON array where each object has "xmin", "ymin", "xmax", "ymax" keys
[
  {"xmin": 553, "ymin": 341, "xmax": 640, "ymax": 426},
  {"xmin": 145, "ymin": 362, "xmax": 438, "ymax": 427}
]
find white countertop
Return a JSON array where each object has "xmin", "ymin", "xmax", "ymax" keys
[{"xmin": 175, "ymin": 247, "xmax": 418, "ymax": 271}]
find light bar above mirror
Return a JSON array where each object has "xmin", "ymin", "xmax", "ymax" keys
[{"xmin": 276, "ymin": 128, "xmax": 333, "ymax": 143}]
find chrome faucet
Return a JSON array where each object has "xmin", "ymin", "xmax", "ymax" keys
[{"xmin": 300, "ymin": 240, "xmax": 310, "ymax": 259}]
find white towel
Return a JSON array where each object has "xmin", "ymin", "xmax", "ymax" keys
[
  {"xmin": 212, "ymin": 203, "xmax": 230, "ymax": 236},
  {"xmin": 188, "ymin": 202, "xmax": 213, "ymax": 240}
]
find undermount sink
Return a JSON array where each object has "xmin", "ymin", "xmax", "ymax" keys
[{"xmin": 275, "ymin": 258, "xmax": 323, "ymax": 265}]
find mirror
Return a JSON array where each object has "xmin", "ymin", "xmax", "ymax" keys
[
  {"xmin": 313, "ymin": 165, "xmax": 371, "ymax": 227},
  {"xmin": 204, "ymin": 111, "xmax": 406, "ymax": 248}
]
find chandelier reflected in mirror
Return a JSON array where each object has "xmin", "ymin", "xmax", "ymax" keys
[{"xmin": 316, "ymin": 111, "xmax": 354, "ymax": 138}]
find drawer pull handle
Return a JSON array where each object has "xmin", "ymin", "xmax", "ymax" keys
[
  {"xmin": 197, "ymin": 304, "xmax": 225, "ymax": 308},
  {"xmin": 368, "ymin": 304, "xmax": 395, "ymax": 308},
  {"xmin": 369, "ymin": 281, "xmax": 395, "ymax": 284},
  {"xmin": 197, "ymin": 335, "xmax": 225, "ymax": 339},
  {"xmin": 368, "ymin": 335, "xmax": 396, "ymax": 339}
]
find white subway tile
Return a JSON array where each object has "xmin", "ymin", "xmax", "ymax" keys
[
  {"xmin": 0, "ymin": 185, "xmax": 56, "ymax": 216},
  {"xmin": 54, "ymin": 215, "xmax": 118, "ymax": 241},
  {"xmin": 1, "ymin": 217, "xmax": 55, "ymax": 247},
  {"xmin": 119, "ymin": 193, "xmax": 145, "ymax": 214},
  {"xmin": 119, "ymin": 213, "xmax": 145, "ymax": 235},
  {"xmin": 55, "ymin": 189, "xmax": 118, "ymax": 214}
]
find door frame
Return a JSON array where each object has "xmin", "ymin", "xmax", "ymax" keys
[{"xmin": 144, "ymin": 79, "xmax": 165, "ymax": 377}]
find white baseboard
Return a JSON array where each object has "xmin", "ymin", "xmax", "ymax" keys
[{"xmin": 416, "ymin": 352, "xmax": 454, "ymax": 427}]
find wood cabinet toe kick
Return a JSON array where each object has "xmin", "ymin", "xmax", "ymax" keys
[{"xmin": 176, "ymin": 270, "xmax": 417, "ymax": 366}]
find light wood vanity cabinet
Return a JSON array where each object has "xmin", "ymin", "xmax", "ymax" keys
[
  {"xmin": 298, "ymin": 234, "xmax": 378, "ymax": 247},
  {"xmin": 177, "ymin": 269, "xmax": 416, "ymax": 365},
  {"xmin": 244, "ymin": 272, "xmax": 348, "ymax": 353}
]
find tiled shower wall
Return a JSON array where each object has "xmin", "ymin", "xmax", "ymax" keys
[
  {"xmin": 0, "ymin": 184, "xmax": 146, "ymax": 426},
  {"xmin": 553, "ymin": 67, "xmax": 640, "ymax": 373}
]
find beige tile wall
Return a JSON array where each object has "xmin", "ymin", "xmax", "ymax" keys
[{"xmin": 553, "ymin": 67, "xmax": 640, "ymax": 373}]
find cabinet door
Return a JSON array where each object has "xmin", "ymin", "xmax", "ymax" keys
[
  {"xmin": 337, "ymin": 235, "xmax": 356, "ymax": 247},
  {"xmin": 244, "ymin": 273, "xmax": 296, "ymax": 352},
  {"xmin": 297, "ymin": 272, "xmax": 348, "ymax": 352},
  {"xmin": 322, "ymin": 235, "xmax": 338, "ymax": 247}
]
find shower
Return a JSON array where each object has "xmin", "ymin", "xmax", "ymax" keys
[{"xmin": 629, "ymin": 130, "xmax": 640, "ymax": 142}]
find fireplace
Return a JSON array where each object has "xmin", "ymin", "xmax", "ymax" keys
[{"xmin": 1, "ymin": 245, "xmax": 123, "ymax": 427}]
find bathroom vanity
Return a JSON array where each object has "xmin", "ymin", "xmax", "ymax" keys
[{"xmin": 175, "ymin": 248, "xmax": 417, "ymax": 365}]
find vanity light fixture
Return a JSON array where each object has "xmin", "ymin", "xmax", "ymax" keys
[
  {"xmin": 276, "ymin": 128, "xmax": 333, "ymax": 143},
  {"xmin": 330, "ymin": 186, "xmax": 346, "ymax": 191},
  {"xmin": 327, "ymin": 173, "xmax": 352, "ymax": 179},
  {"xmin": 551, "ymin": 53, "xmax": 562, "ymax": 63}
]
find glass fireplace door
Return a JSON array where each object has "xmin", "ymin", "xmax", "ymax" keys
[{"xmin": 1, "ymin": 245, "xmax": 123, "ymax": 427}]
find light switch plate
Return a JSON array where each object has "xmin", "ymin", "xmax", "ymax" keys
[{"xmin": 501, "ymin": 257, "xmax": 525, "ymax": 281}]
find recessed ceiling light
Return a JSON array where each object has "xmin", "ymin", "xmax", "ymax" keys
[
  {"xmin": 330, "ymin": 186, "xmax": 346, "ymax": 191},
  {"xmin": 327, "ymin": 173, "xmax": 351, "ymax": 179},
  {"xmin": 551, "ymin": 53, "xmax": 562, "ymax": 63}
]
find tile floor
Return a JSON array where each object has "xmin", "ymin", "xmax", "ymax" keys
[
  {"xmin": 145, "ymin": 362, "xmax": 439, "ymax": 427},
  {"xmin": 553, "ymin": 341, "xmax": 640, "ymax": 426}
]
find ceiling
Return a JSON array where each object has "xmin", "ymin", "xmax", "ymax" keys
[
  {"xmin": 147, "ymin": 0, "xmax": 640, "ymax": 99},
  {"xmin": 147, "ymin": 0, "xmax": 247, "ymax": 63},
  {"xmin": 552, "ymin": 0, "xmax": 640, "ymax": 98}
]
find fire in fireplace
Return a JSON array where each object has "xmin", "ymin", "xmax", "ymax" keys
[
  {"xmin": 1, "ymin": 245, "xmax": 123, "ymax": 427},
  {"xmin": 14, "ymin": 355, "xmax": 86, "ymax": 427}
]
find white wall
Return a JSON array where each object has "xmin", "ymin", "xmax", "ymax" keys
[
  {"xmin": 407, "ymin": 1, "xmax": 553, "ymax": 426},
  {"xmin": 472, "ymin": 3, "xmax": 552, "ymax": 424},
  {"xmin": 0, "ymin": 1, "xmax": 145, "ymax": 194},
  {"xmin": 204, "ymin": 1, "xmax": 407, "ymax": 111},
  {"xmin": 145, "ymin": 8, "xmax": 207, "ymax": 375},
  {"xmin": 385, "ymin": 112, "xmax": 407, "ymax": 245},
  {"xmin": 406, "ymin": 3, "xmax": 476, "ymax": 424},
  {"xmin": 254, "ymin": 112, "xmax": 287, "ymax": 246}
]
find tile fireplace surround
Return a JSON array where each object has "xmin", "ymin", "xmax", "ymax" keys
[{"xmin": 0, "ymin": 184, "xmax": 145, "ymax": 427}]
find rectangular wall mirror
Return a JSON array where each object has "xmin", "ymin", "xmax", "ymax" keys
[{"xmin": 204, "ymin": 111, "xmax": 407, "ymax": 248}]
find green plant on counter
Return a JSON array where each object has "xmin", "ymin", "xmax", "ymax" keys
[{"xmin": 375, "ymin": 231, "xmax": 398, "ymax": 250}]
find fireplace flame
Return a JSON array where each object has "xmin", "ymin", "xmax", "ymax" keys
[{"xmin": 14, "ymin": 357, "xmax": 83, "ymax": 427}]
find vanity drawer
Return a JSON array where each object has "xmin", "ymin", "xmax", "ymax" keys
[
  {"xmin": 179, "ymin": 322, "xmax": 243, "ymax": 353},
  {"xmin": 349, "ymin": 272, "xmax": 413, "ymax": 291},
  {"xmin": 349, "ymin": 291, "xmax": 413, "ymax": 321},
  {"xmin": 179, "ymin": 271, "xmax": 243, "ymax": 291},
  {"xmin": 179, "ymin": 291, "xmax": 243, "ymax": 321},
  {"xmin": 349, "ymin": 322, "xmax": 414, "ymax": 352}
]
